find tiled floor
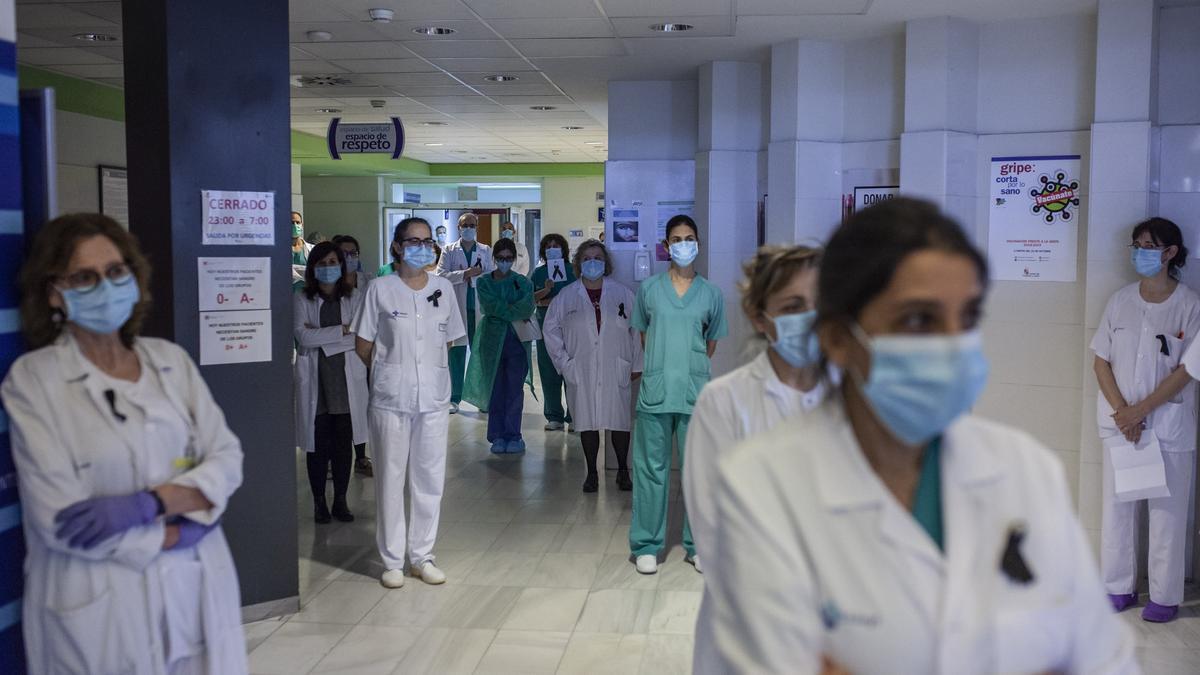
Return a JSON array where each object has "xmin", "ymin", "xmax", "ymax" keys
[{"xmin": 245, "ymin": 392, "xmax": 1200, "ymax": 674}]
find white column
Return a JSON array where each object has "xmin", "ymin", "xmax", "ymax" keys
[
  {"xmin": 1078, "ymin": 0, "xmax": 1160, "ymax": 546},
  {"xmin": 765, "ymin": 40, "xmax": 844, "ymax": 245},
  {"xmin": 696, "ymin": 61, "xmax": 767, "ymax": 376}
]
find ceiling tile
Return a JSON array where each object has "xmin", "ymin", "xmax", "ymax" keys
[
  {"xmin": 290, "ymin": 46, "xmax": 321, "ymax": 60},
  {"xmin": 402, "ymin": 39, "xmax": 520, "ymax": 59},
  {"xmin": 406, "ymin": 95, "xmax": 491, "ymax": 105},
  {"xmin": 16, "ymin": 46, "xmax": 116, "ymax": 65},
  {"xmin": 46, "ymin": 62, "xmax": 124, "ymax": 78},
  {"xmin": 289, "ymin": 21, "xmax": 386, "ymax": 43},
  {"xmin": 18, "ymin": 25, "xmax": 122, "ymax": 44},
  {"xmin": 328, "ymin": 58, "xmax": 439, "ymax": 73},
  {"xmin": 289, "ymin": 0, "xmax": 356, "ymax": 23},
  {"xmin": 290, "ymin": 60, "xmax": 349, "ymax": 75},
  {"xmin": 290, "ymin": 97, "xmax": 345, "ymax": 109},
  {"xmin": 15, "ymin": 32, "xmax": 62, "ymax": 48},
  {"xmin": 451, "ymin": 71, "xmax": 546, "ymax": 86},
  {"xmin": 488, "ymin": 18, "xmax": 614, "ymax": 39},
  {"xmin": 473, "ymin": 82, "xmax": 560, "ymax": 96},
  {"xmin": 610, "ymin": 15, "xmax": 734, "ymax": 38},
  {"xmin": 465, "ymin": 0, "xmax": 603, "ymax": 19},
  {"xmin": 387, "ymin": 85, "xmax": 479, "ymax": 97},
  {"xmin": 334, "ymin": 0, "xmax": 479, "ymax": 22},
  {"xmin": 736, "ymin": 0, "xmax": 871, "ymax": 15},
  {"xmin": 298, "ymin": 41, "xmax": 413, "ymax": 60},
  {"xmin": 290, "ymin": 85, "xmax": 391, "ymax": 98},
  {"xmin": 491, "ymin": 95, "xmax": 578, "ymax": 106},
  {"xmin": 363, "ymin": 72, "xmax": 460, "ymax": 87},
  {"xmin": 599, "ymin": 0, "xmax": 732, "ymax": 17},
  {"xmin": 72, "ymin": 1, "xmax": 122, "ymax": 23},
  {"xmin": 428, "ymin": 57, "xmax": 539, "ymax": 73},
  {"xmin": 425, "ymin": 103, "xmax": 510, "ymax": 113},
  {"xmin": 509, "ymin": 38, "xmax": 626, "ymax": 58},
  {"xmin": 16, "ymin": 4, "xmax": 119, "ymax": 27},
  {"xmin": 371, "ymin": 19, "xmax": 498, "ymax": 42}
]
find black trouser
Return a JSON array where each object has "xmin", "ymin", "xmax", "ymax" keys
[
  {"xmin": 580, "ymin": 430, "xmax": 630, "ymax": 474},
  {"xmin": 307, "ymin": 413, "xmax": 353, "ymax": 502}
]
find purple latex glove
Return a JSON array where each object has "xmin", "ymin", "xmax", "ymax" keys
[
  {"xmin": 170, "ymin": 517, "xmax": 219, "ymax": 550},
  {"xmin": 55, "ymin": 491, "xmax": 159, "ymax": 549}
]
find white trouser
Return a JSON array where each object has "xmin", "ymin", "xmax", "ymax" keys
[
  {"xmin": 370, "ymin": 407, "xmax": 450, "ymax": 570},
  {"xmin": 1101, "ymin": 447, "xmax": 1195, "ymax": 606}
]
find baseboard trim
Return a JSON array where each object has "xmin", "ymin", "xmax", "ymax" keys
[{"xmin": 241, "ymin": 596, "xmax": 299, "ymax": 624}]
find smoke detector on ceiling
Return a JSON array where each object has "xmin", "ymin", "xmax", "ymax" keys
[
  {"xmin": 306, "ymin": 30, "xmax": 333, "ymax": 41},
  {"xmin": 368, "ymin": 8, "xmax": 394, "ymax": 23}
]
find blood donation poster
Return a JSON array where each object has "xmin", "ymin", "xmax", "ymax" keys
[{"xmin": 987, "ymin": 155, "xmax": 1082, "ymax": 282}]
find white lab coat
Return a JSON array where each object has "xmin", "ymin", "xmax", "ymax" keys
[
  {"xmin": 291, "ymin": 239, "xmax": 314, "ymax": 284},
  {"xmin": 293, "ymin": 289, "xmax": 369, "ymax": 452},
  {"xmin": 435, "ymin": 239, "xmax": 493, "ymax": 348},
  {"xmin": 513, "ymin": 240, "xmax": 530, "ymax": 276},
  {"xmin": 1, "ymin": 334, "xmax": 246, "ymax": 675},
  {"xmin": 1092, "ymin": 281, "xmax": 1200, "ymax": 607},
  {"xmin": 706, "ymin": 400, "xmax": 1138, "ymax": 675},
  {"xmin": 352, "ymin": 273, "xmax": 466, "ymax": 570},
  {"xmin": 542, "ymin": 279, "xmax": 643, "ymax": 432}
]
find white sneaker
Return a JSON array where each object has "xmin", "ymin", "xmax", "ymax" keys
[
  {"xmin": 688, "ymin": 555, "xmax": 703, "ymax": 574},
  {"xmin": 544, "ymin": 421, "xmax": 564, "ymax": 431},
  {"xmin": 635, "ymin": 555, "xmax": 658, "ymax": 575},
  {"xmin": 381, "ymin": 569, "xmax": 406, "ymax": 589},
  {"xmin": 415, "ymin": 561, "xmax": 446, "ymax": 585},
  {"xmin": 449, "ymin": 402, "xmax": 459, "ymax": 414}
]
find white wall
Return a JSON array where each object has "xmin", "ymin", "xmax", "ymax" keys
[
  {"xmin": 843, "ymin": 33, "xmax": 906, "ymax": 142},
  {"xmin": 54, "ymin": 110, "xmax": 125, "ymax": 215},
  {"xmin": 300, "ymin": 176, "xmax": 385, "ymax": 269},
  {"xmin": 541, "ymin": 175, "xmax": 604, "ymax": 245}
]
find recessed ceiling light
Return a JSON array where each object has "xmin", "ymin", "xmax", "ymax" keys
[
  {"xmin": 306, "ymin": 30, "xmax": 333, "ymax": 41},
  {"xmin": 484, "ymin": 74, "xmax": 519, "ymax": 83},
  {"xmin": 315, "ymin": 108, "xmax": 342, "ymax": 113},
  {"xmin": 585, "ymin": 141, "xmax": 604, "ymax": 145},
  {"xmin": 530, "ymin": 105, "xmax": 556, "ymax": 111},
  {"xmin": 422, "ymin": 121, "xmax": 448, "ymax": 126},
  {"xmin": 424, "ymin": 143, "xmax": 444, "ymax": 146},
  {"xmin": 451, "ymin": 150, "xmax": 469, "ymax": 154},
  {"xmin": 651, "ymin": 23, "xmax": 694, "ymax": 32},
  {"xmin": 562, "ymin": 126, "xmax": 584, "ymax": 130},
  {"xmin": 413, "ymin": 26, "xmax": 456, "ymax": 36},
  {"xmin": 73, "ymin": 32, "xmax": 118, "ymax": 42}
]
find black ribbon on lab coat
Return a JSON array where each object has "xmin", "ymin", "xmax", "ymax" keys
[
  {"xmin": 427, "ymin": 289, "xmax": 442, "ymax": 307},
  {"xmin": 1000, "ymin": 526, "xmax": 1034, "ymax": 584},
  {"xmin": 618, "ymin": 303, "xmax": 627, "ymax": 319}
]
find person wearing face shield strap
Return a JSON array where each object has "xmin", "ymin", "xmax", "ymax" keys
[
  {"xmin": 1093, "ymin": 217, "xmax": 1200, "ymax": 624},
  {"xmin": 705, "ymin": 198, "xmax": 1136, "ymax": 675},
  {"xmin": 352, "ymin": 218, "xmax": 465, "ymax": 588}
]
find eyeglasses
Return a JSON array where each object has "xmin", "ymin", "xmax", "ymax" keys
[
  {"xmin": 494, "ymin": 256, "xmax": 516, "ymax": 263},
  {"xmin": 1129, "ymin": 242, "xmax": 1165, "ymax": 251},
  {"xmin": 400, "ymin": 238, "xmax": 436, "ymax": 249},
  {"xmin": 57, "ymin": 263, "xmax": 134, "ymax": 293}
]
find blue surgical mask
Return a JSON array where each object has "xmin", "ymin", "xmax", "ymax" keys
[
  {"xmin": 850, "ymin": 325, "xmax": 989, "ymax": 446},
  {"xmin": 581, "ymin": 259, "xmax": 606, "ymax": 280},
  {"xmin": 315, "ymin": 265, "xmax": 343, "ymax": 284},
  {"xmin": 496, "ymin": 259, "xmax": 514, "ymax": 275},
  {"xmin": 61, "ymin": 276, "xmax": 140, "ymax": 335},
  {"xmin": 403, "ymin": 244, "xmax": 436, "ymax": 269},
  {"xmin": 437, "ymin": 232, "xmax": 447, "ymax": 244},
  {"xmin": 670, "ymin": 240, "xmax": 699, "ymax": 267},
  {"xmin": 460, "ymin": 227, "xmax": 477, "ymax": 242},
  {"xmin": 1131, "ymin": 248, "xmax": 1164, "ymax": 278},
  {"xmin": 501, "ymin": 230, "xmax": 515, "ymax": 239},
  {"xmin": 546, "ymin": 248, "xmax": 563, "ymax": 261},
  {"xmin": 769, "ymin": 310, "xmax": 821, "ymax": 368}
]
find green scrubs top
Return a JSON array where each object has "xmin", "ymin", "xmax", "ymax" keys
[
  {"xmin": 631, "ymin": 272, "xmax": 727, "ymax": 415},
  {"xmin": 530, "ymin": 261, "xmax": 577, "ymax": 319},
  {"xmin": 292, "ymin": 249, "xmax": 308, "ymax": 266},
  {"xmin": 911, "ymin": 437, "xmax": 944, "ymax": 551}
]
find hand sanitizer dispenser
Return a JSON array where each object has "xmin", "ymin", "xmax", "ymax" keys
[{"xmin": 634, "ymin": 249, "xmax": 651, "ymax": 281}]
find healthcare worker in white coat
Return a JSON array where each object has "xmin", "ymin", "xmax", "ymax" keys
[
  {"xmin": 294, "ymin": 242, "xmax": 370, "ymax": 523},
  {"xmin": 333, "ymin": 234, "xmax": 376, "ymax": 477},
  {"xmin": 686, "ymin": 244, "xmax": 826, "ymax": 674},
  {"xmin": 435, "ymin": 212, "xmax": 492, "ymax": 413},
  {"xmin": 500, "ymin": 220, "xmax": 531, "ymax": 276},
  {"xmin": 706, "ymin": 198, "xmax": 1136, "ymax": 675},
  {"xmin": 2, "ymin": 213, "xmax": 246, "ymax": 675},
  {"xmin": 354, "ymin": 216, "xmax": 465, "ymax": 589},
  {"xmin": 1092, "ymin": 216, "xmax": 1200, "ymax": 624},
  {"xmin": 543, "ymin": 239, "xmax": 643, "ymax": 492}
]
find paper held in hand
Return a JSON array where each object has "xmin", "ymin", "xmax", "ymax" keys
[{"xmin": 1105, "ymin": 433, "xmax": 1171, "ymax": 502}]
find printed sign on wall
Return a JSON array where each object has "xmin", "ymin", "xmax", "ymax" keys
[
  {"xmin": 326, "ymin": 117, "xmax": 405, "ymax": 160},
  {"xmin": 987, "ymin": 155, "xmax": 1082, "ymax": 282},
  {"xmin": 201, "ymin": 190, "xmax": 275, "ymax": 245}
]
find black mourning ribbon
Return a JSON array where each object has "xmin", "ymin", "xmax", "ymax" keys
[
  {"xmin": 1000, "ymin": 526, "xmax": 1034, "ymax": 584},
  {"xmin": 1156, "ymin": 334, "xmax": 1169, "ymax": 356},
  {"xmin": 618, "ymin": 303, "xmax": 627, "ymax": 319},
  {"xmin": 427, "ymin": 289, "xmax": 442, "ymax": 307},
  {"xmin": 513, "ymin": 279, "xmax": 520, "ymax": 292},
  {"xmin": 104, "ymin": 389, "xmax": 126, "ymax": 423}
]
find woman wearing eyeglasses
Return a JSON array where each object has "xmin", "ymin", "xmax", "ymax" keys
[
  {"xmin": 1092, "ymin": 217, "xmax": 1200, "ymax": 624},
  {"xmin": 353, "ymin": 217, "xmax": 465, "ymax": 589},
  {"xmin": 2, "ymin": 213, "xmax": 246, "ymax": 674},
  {"xmin": 463, "ymin": 236, "xmax": 538, "ymax": 454}
]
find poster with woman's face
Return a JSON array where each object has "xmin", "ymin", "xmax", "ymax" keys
[{"xmin": 611, "ymin": 209, "xmax": 640, "ymax": 243}]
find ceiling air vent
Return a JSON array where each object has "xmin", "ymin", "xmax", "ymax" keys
[{"xmin": 293, "ymin": 75, "xmax": 354, "ymax": 88}]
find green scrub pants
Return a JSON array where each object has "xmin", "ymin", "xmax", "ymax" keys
[
  {"xmin": 535, "ymin": 313, "xmax": 570, "ymax": 424},
  {"xmin": 449, "ymin": 307, "xmax": 475, "ymax": 405},
  {"xmin": 629, "ymin": 411, "xmax": 694, "ymax": 558}
]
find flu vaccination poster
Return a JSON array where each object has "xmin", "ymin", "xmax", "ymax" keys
[{"xmin": 987, "ymin": 155, "xmax": 1082, "ymax": 282}]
